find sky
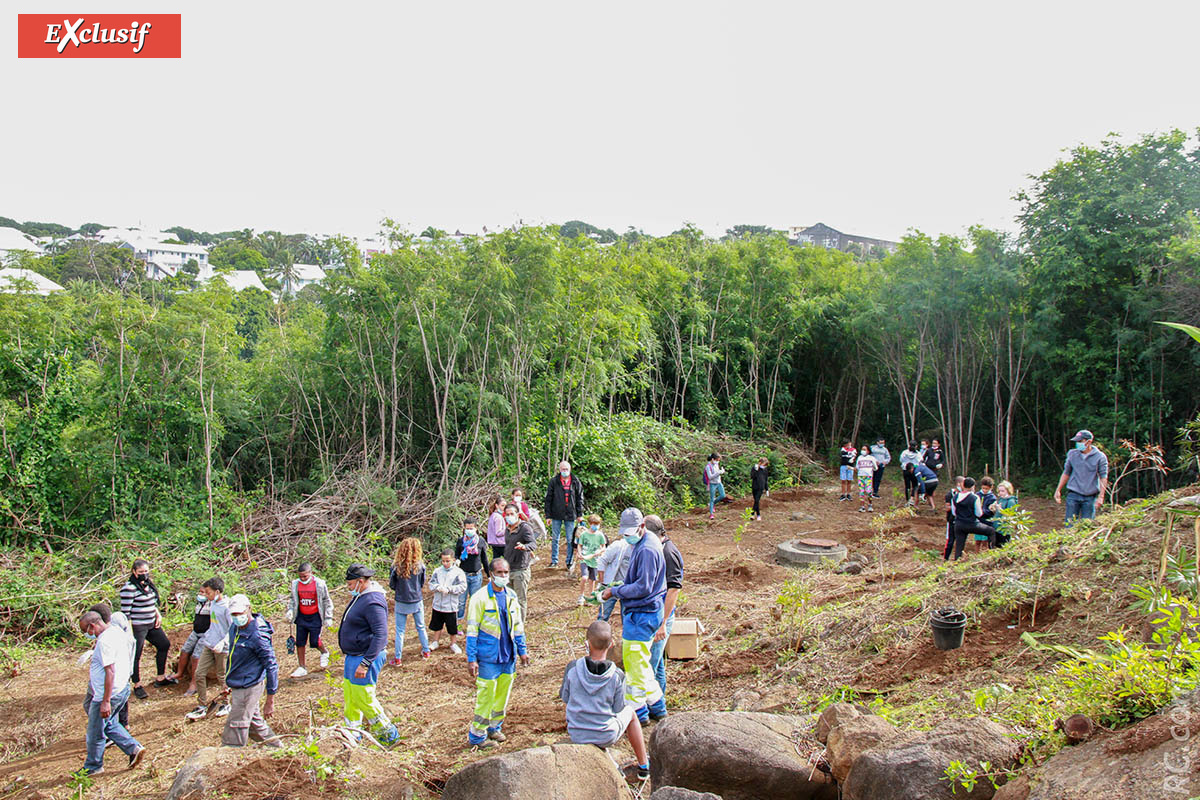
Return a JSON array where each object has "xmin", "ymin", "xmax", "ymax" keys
[{"xmin": 4, "ymin": 1, "xmax": 1199, "ymax": 242}]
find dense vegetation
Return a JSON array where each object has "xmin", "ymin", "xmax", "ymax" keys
[{"xmin": 2, "ymin": 130, "xmax": 1198, "ymax": 636}]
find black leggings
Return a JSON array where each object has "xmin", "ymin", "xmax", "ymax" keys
[
  {"xmin": 490, "ymin": 543, "xmax": 506, "ymax": 568},
  {"xmin": 131, "ymin": 625, "xmax": 170, "ymax": 683},
  {"xmin": 951, "ymin": 522, "xmax": 994, "ymax": 560},
  {"xmin": 871, "ymin": 466, "xmax": 884, "ymax": 496},
  {"xmin": 903, "ymin": 470, "xmax": 918, "ymax": 500},
  {"xmin": 753, "ymin": 490, "xmax": 764, "ymax": 515}
]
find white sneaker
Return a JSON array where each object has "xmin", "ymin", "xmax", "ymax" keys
[
  {"xmin": 450, "ymin": 643, "xmax": 462, "ymax": 655},
  {"xmin": 290, "ymin": 666, "xmax": 308, "ymax": 678},
  {"xmin": 185, "ymin": 705, "xmax": 207, "ymax": 721},
  {"xmin": 429, "ymin": 641, "xmax": 440, "ymax": 651},
  {"xmin": 319, "ymin": 652, "xmax": 330, "ymax": 668},
  {"xmin": 577, "ymin": 595, "xmax": 586, "ymax": 606},
  {"xmin": 215, "ymin": 704, "xmax": 231, "ymax": 718}
]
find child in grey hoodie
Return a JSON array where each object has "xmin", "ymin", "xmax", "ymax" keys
[{"xmin": 559, "ymin": 620, "xmax": 650, "ymax": 780}]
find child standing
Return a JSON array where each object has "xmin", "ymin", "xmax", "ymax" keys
[
  {"xmin": 560, "ymin": 620, "xmax": 650, "ymax": 782},
  {"xmin": 485, "ymin": 495, "xmax": 508, "ymax": 567},
  {"xmin": 285, "ymin": 562, "xmax": 333, "ymax": 677},
  {"xmin": 942, "ymin": 475, "xmax": 965, "ymax": 560},
  {"xmin": 899, "ymin": 442, "xmax": 921, "ymax": 504},
  {"xmin": 751, "ymin": 457, "xmax": 769, "ymax": 521},
  {"xmin": 428, "ymin": 549, "xmax": 467, "ymax": 654},
  {"xmin": 975, "ymin": 477, "xmax": 999, "ymax": 553},
  {"xmin": 388, "ymin": 538, "xmax": 430, "ymax": 665},
  {"xmin": 838, "ymin": 441, "xmax": 857, "ymax": 501},
  {"xmin": 855, "ymin": 447, "xmax": 879, "ymax": 512},
  {"xmin": 992, "ymin": 481, "xmax": 1019, "ymax": 547},
  {"xmin": 704, "ymin": 453, "xmax": 727, "ymax": 520},
  {"xmin": 576, "ymin": 515, "xmax": 608, "ymax": 605}
]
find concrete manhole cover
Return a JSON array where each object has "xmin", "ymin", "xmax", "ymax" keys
[
  {"xmin": 799, "ymin": 537, "xmax": 838, "ymax": 548},
  {"xmin": 776, "ymin": 537, "xmax": 847, "ymax": 568}
]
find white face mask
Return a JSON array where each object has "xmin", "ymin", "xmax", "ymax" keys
[
  {"xmin": 464, "ymin": 529, "xmax": 477, "ymax": 538},
  {"xmin": 233, "ymin": 613, "xmax": 250, "ymax": 627},
  {"xmin": 493, "ymin": 576, "xmax": 509, "ymax": 589},
  {"xmin": 505, "ymin": 514, "xmax": 518, "ymax": 525},
  {"xmin": 560, "ymin": 469, "xmax": 570, "ymax": 478}
]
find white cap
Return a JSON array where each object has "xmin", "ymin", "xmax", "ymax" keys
[{"xmin": 227, "ymin": 593, "xmax": 251, "ymax": 613}]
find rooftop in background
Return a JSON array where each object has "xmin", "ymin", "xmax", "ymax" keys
[
  {"xmin": 788, "ymin": 222, "xmax": 898, "ymax": 255},
  {"xmin": 0, "ymin": 267, "xmax": 63, "ymax": 295},
  {"xmin": 0, "ymin": 227, "xmax": 44, "ymax": 255},
  {"xmin": 207, "ymin": 270, "xmax": 268, "ymax": 293}
]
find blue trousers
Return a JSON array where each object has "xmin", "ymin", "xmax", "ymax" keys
[
  {"xmin": 1064, "ymin": 491, "xmax": 1097, "ymax": 524},
  {"xmin": 459, "ymin": 570, "xmax": 483, "ymax": 619},
  {"xmin": 597, "ymin": 595, "xmax": 620, "ymax": 622},
  {"xmin": 550, "ymin": 518, "xmax": 577, "ymax": 566},
  {"xmin": 84, "ymin": 686, "xmax": 139, "ymax": 773},
  {"xmin": 708, "ymin": 482, "xmax": 726, "ymax": 513},
  {"xmin": 394, "ymin": 601, "xmax": 429, "ymax": 658},
  {"xmin": 649, "ymin": 611, "xmax": 676, "ymax": 695}
]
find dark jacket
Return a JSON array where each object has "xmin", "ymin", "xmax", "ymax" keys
[
  {"xmin": 923, "ymin": 447, "xmax": 945, "ymax": 472},
  {"xmin": 338, "ymin": 581, "xmax": 388, "ymax": 660},
  {"xmin": 611, "ymin": 533, "xmax": 666, "ymax": 613},
  {"xmin": 389, "ymin": 565, "xmax": 426, "ymax": 604},
  {"xmin": 751, "ymin": 464, "xmax": 769, "ymax": 495},
  {"xmin": 545, "ymin": 474, "xmax": 585, "ymax": 522},
  {"xmin": 979, "ymin": 491, "xmax": 998, "ymax": 525},
  {"xmin": 455, "ymin": 536, "xmax": 491, "ymax": 576},
  {"xmin": 225, "ymin": 614, "xmax": 279, "ymax": 695},
  {"xmin": 504, "ymin": 521, "xmax": 538, "ymax": 570},
  {"xmin": 662, "ymin": 535, "xmax": 684, "ymax": 591}
]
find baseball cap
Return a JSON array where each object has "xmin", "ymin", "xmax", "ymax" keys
[
  {"xmin": 227, "ymin": 594, "xmax": 251, "ymax": 614},
  {"xmin": 1070, "ymin": 430, "xmax": 1094, "ymax": 442},
  {"xmin": 618, "ymin": 507, "xmax": 644, "ymax": 538},
  {"xmin": 345, "ymin": 564, "xmax": 375, "ymax": 580}
]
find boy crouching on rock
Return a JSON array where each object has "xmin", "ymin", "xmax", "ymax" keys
[{"xmin": 559, "ymin": 620, "xmax": 650, "ymax": 781}]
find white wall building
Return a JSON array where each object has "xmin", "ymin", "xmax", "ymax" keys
[
  {"xmin": 0, "ymin": 267, "xmax": 64, "ymax": 295},
  {"xmin": 207, "ymin": 270, "xmax": 268, "ymax": 293},
  {"xmin": 0, "ymin": 227, "xmax": 44, "ymax": 260},
  {"xmin": 278, "ymin": 263, "xmax": 326, "ymax": 295}
]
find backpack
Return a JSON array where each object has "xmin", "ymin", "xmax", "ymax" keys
[{"xmin": 703, "ymin": 466, "xmax": 710, "ymax": 486}]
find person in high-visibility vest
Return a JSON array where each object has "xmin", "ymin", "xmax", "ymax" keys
[
  {"xmin": 601, "ymin": 508, "xmax": 667, "ymax": 722},
  {"xmin": 465, "ymin": 558, "xmax": 530, "ymax": 748}
]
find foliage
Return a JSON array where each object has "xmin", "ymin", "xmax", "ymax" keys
[{"xmin": 943, "ymin": 760, "xmax": 1013, "ymax": 794}]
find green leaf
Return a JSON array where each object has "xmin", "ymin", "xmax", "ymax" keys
[{"xmin": 1156, "ymin": 321, "xmax": 1200, "ymax": 345}]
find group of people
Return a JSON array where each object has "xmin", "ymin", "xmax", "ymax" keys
[
  {"xmin": 76, "ymin": 462, "xmax": 688, "ymax": 781},
  {"xmin": 839, "ymin": 436, "xmax": 946, "ymax": 512}
]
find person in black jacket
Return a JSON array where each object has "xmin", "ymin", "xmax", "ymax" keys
[
  {"xmin": 454, "ymin": 518, "xmax": 490, "ymax": 621},
  {"xmin": 923, "ymin": 439, "xmax": 945, "ymax": 475},
  {"xmin": 545, "ymin": 460, "xmax": 585, "ymax": 572},
  {"xmin": 751, "ymin": 458, "xmax": 769, "ymax": 521}
]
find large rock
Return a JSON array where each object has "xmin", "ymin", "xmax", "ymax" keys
[
  {"xmin": 651, "ymin": 789, "xmax": 724, "ymax": 800},
  {"xmin": 1019, "ymin": 691, "xmax": 1200, "ymax": 799},
  {"xmin": 826, "ymin": 715, "xmax": 900, "ymax": 782},
  {"xmin": 441, "ymin": 743, "xmax": 633, "ymax": 800},
  {"xmin": 815, "ymin": 702, "xmax": 871, "ymax": 744},
  {"xmin": 650, "ymin": 712, "xmax": 838, "ymax": 800},
  {"xmin": 843, "ymin": 718, "xmax": 1018, "ymax": 800},
  {"xmin": 165, "ymin": 747, "xmax": 252, "ymax": 800}
]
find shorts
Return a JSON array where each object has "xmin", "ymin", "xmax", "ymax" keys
[
  {"xmin": 181, "ymin": 630, "xmax": 201, "ymax": 655},
  {"xmin": 429, "ymin": 609, "xmax": 459, "ymax": 635},
  {"xmin": 580, "ymin": 565, "xmax": 598, "ymax": 580},
  {"xmin": 839, "ymin": 465, "xmax": 854, "ymax": 481},
  {"xmin": 587, "ymin": 704, "xmax": 636, "ymax": 747},
  {"xmin": 919, "ymin": 481, "xmax": 938, "ymax": 497},
  {"xmin": 295, "ymin": 616, "xmax": 323, "ymax": 648}
]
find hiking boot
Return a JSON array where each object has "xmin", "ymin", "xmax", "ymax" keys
[
  {"xmin": 319, "ymin": 652, "xmax": 330, "ymax": 668},
  {"xmin": 290, "ymin": 667, "xmax": 308, "ymax": 678},
  {"xmin": 487, "ymin": 729, "xmax": 507, "ymax": 742},
  {"xmin": 185, "ymin": 705, "xmax": 207, "ymax": 721},
  {"xmin": 215, "ymin": 704, "xmax": 231, "ymax": 718},
  {"xmin": 128, "ymin": 746, "xmax": 146, "ymax": 769},
  {"xmin": 471, "ymin": 739, "xmax": 496, "ymax": 751},
  {"xmin": 133, "ymin": 686, "xmax": 149, "ymax": 700}
]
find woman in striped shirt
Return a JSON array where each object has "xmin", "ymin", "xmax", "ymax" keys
[{"xmin": 119, "ymin": 559, "xmax": 174, "ymax": 699}]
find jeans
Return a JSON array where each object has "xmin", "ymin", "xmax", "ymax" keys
[
  {"xmin": 84, "ymin": 686, "xmax": 139, "ymax": 773},
  {"xmin": 649, "ymin": 611, "xmax": 675, "ymax": 696},
  {"xmin": 394, "ymin": 601, "xmax": 429, "ymax": 658},
  {"xmin": 708, "ymin": 482, "xmax": 726, "ymax": 513},
  {"xmin": 550, "ymin": 518, "xmax": 577, "ymax": 566},
  {"xmin": 597, "ymin": 595, "xmax": 620, "ymax": 622},
  {"xmin": 1064, "ymin": 491, "xmax": 1097, "ymax": 524},
  {"xmin": 460, "ymin": 570, "xmax": 483, "ymax": 619}
]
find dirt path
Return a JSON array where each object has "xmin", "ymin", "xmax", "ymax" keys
[{"xmin": 0, "ymin": 476, "xmax": 1065, "ymax": 799}]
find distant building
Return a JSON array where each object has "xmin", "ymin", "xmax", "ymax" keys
[
  {"xmin": 207, "ymin": 270, "xmax": 268, "ymax": 293},
  {"xmin": 0, "ymin": 267, "xmax": 63, "ymax": 295},
  {"xmin": 0, "ymin": 227, "xmax": 44, "ymax": 259},
  {"xmin": 788, "ymin": 223, "xmax": 898, "ymax": 255},
  {"xmin": 277, "ymin": 263, "xmax": 326, "ymax": 295},
  {"xmin": 98, "ymin": 229, "xmax": 211, "ymax": 279}
]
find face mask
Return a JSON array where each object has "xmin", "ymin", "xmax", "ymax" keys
[
  {"xmin": 233, "ymin": 613, "xmax": 250, "ymax": 627},
  {"xmin": 134, "ymin": 574, "xmax": 149, "ymax": 585},
  {"xmin": 624, "ymin": 533, "xmax": 641, "ymax": 545},
  {"xmin": 505, "ymin": 514, "xmax": 518, "ymax": 525},
  {"xmin": 861, "ymin": 451, "xmax": 869, "ymax": 456},
  {"xmin": 299, "ymin": 576, "xmax": 312, "ymax": 584},
  {"xmin": 590, "ymin": 524, "xmax": 599, "ymax": 531},
  {"xmin": 560, "ymin": 470, "xmax": 570, "ymax": 478},
  {"xmin": 464, "ymin": 529, "xmax": 477, "ymax": 539},
  {"xmin": 196, "ymin": 593, "xmax": 206, "ymax": 604},
  {"xmin": 85, "ymin": 631, "xmax": 97, "ymax": 641},
  {"xmin": 492, "ymin": 576, "xmax": 509, "ymax": 589},
  {"xmin": 513, "ymin": 496, "xmax": 522, "ymax": 503},
  {"xmin": 1075, "ymin": 441, "xmax": 1086, "ymax": 451}
]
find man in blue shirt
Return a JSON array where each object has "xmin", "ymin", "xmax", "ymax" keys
[
  {"xmin": 465, "ymin": 558, "xmax": 529, "ymax": 748},
  {"xmin": 219, "ymin": 594, "xmax": 281, "ymax": 747},
  {"xmin": 1054, "ymin": 429, "xmax": 1109, "ymax": 524}
]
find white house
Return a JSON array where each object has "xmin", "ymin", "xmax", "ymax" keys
[
  {"xmin": 207, "ymin": 270, "xmax": 268, "ymax": 293},
  {"xmin": 97, "ymin": 228, "xmax": 211, "ymax": 279},
  {"xmin": 0, "ymin": 267, "xmax": 64, "ymax": 295},
  {"xmin": 278, "ymin": 263, "xmax": 326, "ymax": 294},
  {"xmin": 0, "ymin": 227, "xmax": 43, "ymax": 260}
]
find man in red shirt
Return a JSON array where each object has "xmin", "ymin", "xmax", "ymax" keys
[{"xmin": 285, "ymin": 563, "xmax": 334, "ymax": 678}]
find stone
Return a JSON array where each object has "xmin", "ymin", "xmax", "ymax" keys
[
  {"xmin": 651, "ymin": 789, "xmax": 724, "ymax": 800},
  {"xmin": 992, "ymin": 775, "xmax": 1030, "ymax": 800},
  {"xmin": 1020, "ymin": 690, "xmax": 1200, "ymax": 799},
  {"xmin": 165, "ymin": 747, "xmax": 251, "ymax": 800},
  {"xmin": 815, "ymin": 702, "xmax": 871, "ymax": 744},
  {"xmin": 842, "ymin": 718, "xmax": 1018, "ymax": 800},
  {"xmin": 835, "ymin": 560, "xmax": 863, "ymax": 575},
  {"xmin": 729, "ymin": 689, "xmax": 762, "ymax": 711},
  {"xmin": 790, "ymin": 512, "xmax": 817, "ymax": 522},
  {"xmin": 650, "ymin": 711, "xmax": 838, "ymax": 800},
  {"xmin": 826, "ymin": 715, "xmax": 901, "ymax": 782},
  {"xmin": 441, "ymin": 743, "xmax": 633, "ymax": 800}
]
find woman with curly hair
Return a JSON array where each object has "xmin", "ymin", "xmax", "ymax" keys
[{"xmin": 388, "ymin": 537, "xmax": 429, "ymax": 665}]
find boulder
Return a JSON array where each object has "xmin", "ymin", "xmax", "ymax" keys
[
  {"xmin": 1019, "ymin": 691, "xmax": 1200, "ymax": 799},
  {"xmin": 815, "ymin": 702, "xmax": 871, "ymax": 744},
  {"xmin": 651, "ymin": 789, "xmax": 724, "ymax": 800},
  {"xmin": 826, "ymin": 715, "xmax": 900, "ymax": 782},
  {"xmin": 650, "ymin": 712, "xmax": 838, "ymax": 800},
  {"xmin": 441, "ymin": 743, "xmax": 633, "ymax": 800},
  {"xmin": 843, "ymin": 718, "xmax": 1018, "ymax": 800},
  {"xmin": 165, "ymin": 747, "xmax": 251, "ymax": 800}
]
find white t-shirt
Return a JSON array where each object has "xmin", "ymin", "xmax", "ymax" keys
[
  {"xmin": 855, "ymin": 455, "xmax": 879, "ymax": 478},
  {"xmin": 89, "ymin": 625, "xmax": 132, "ymax": 698}
]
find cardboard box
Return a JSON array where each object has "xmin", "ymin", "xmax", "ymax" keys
[{"xmin": 665, "ymin": 617, "xmax": 705, "ymax": 660}]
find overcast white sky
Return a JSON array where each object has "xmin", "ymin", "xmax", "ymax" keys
[{"xmin": 4, "ymin": 1, "xmax": 1199, "ymax": 242}]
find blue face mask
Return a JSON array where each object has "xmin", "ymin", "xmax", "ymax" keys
[
  {"xmin": 561, "ymin": 470, "xmax": 570, "ymax": 478},
  {"xmin": 624, "ymin": 533, "xmax": 641, "ymax": 545},
  {"xmin": 1075, "ymin": 441, "xmax": 1087, "ymax": 451},
  {"xmin": 589, "ymin": 524, "xmax": 599, "ymax": 531},
  {"xmin": 85, "ymin": 631, "xmax": 97, "ymax": 641}
]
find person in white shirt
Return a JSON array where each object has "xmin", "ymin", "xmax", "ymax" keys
[
  {"xmin": 704, "ymin": 453, "xmax": 728, "ymax": 520},
  {"xmin": 428, "ymin": 550, "xmax": 467, "ymax": 654},
  {"xmin": 81, "ymin": 603, "xmax": 136, "ymax": 732},
  {"xmin": 79, "ymin": 610, "xmax": 145, "ymax": 775}
]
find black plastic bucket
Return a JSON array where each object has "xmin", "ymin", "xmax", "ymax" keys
[{"xmin": 930, "ymin": 608, "xmax": 967, "ymax": 651}]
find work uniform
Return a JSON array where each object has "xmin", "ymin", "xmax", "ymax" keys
[
  {"xmin": 465, "ymin": 583, "xmax": 527, "ymax": 745},
  {"xmin": 610, "ymin": 531, "xmax": 667, "ymax": 722}
]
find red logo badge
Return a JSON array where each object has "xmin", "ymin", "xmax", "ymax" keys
[{"xmin": 17, "ymin": 14, "xmax": 181, "ymax": 58}]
